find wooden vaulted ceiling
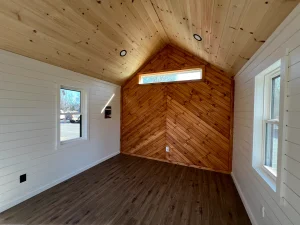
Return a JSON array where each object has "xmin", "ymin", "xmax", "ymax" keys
[{"xmin": 0, "ymin": 0, "xmax": 298, "ymax": 85}]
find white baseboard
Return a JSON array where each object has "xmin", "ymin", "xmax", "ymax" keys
[
  {"xmin": 0, "ymin": 151, "xmax": 120, "ymax": 213},
  {"xmin": 231, "ymin": 172, "xmax": 258, "ymax": 225}
]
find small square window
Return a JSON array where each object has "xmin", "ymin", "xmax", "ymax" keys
[{"xmin": 60, "ymin": 88, "xmax": 83, "ymax": 143}]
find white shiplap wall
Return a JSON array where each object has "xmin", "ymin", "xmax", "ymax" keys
[
  {"xmin": 232, "ymin": 4, "xmax": 300, "ymax": 225},
  {"xmin": 0, "ymin": 50, "xmax": 120, "ymax": 212}
]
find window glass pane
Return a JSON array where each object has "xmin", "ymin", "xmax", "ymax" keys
[
  {"xmin": 60, "ymin": 89, "xmax": 81, "ymax": 114},
  {"xmin": 60, "ymin": 88, "xmax": 82, "ymax": 142},
  {"xmin": 271, "ymin": 76, "xmax": 280, "ymax": 120},
  {"xmin": 140, "ymin": 70, "xmax": 202, "ymax": 84},
  {"xmin": 60, "ymin": 115, "xmax": 81, "ymax": 141},
  {"xmin": 264, "ymin": 123, "xmax": 278, "ymax": 175}
]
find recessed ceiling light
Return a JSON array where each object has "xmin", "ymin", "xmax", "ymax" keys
[
  {"xmin": 193, "ymin": 34, "xmax": 202, "ymax": 41},
  {"xmin": 120, "ymin": 50, "xmax": 127, "ymax": 57}
]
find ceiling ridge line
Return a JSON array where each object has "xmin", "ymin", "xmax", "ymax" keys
[
  {"xmin": 214, "ymin": 0, "xmax": 233, "ymax": 64},
  {"xmin": 149, "ymin": 0, "xmax": 170, "ymax": 44}
]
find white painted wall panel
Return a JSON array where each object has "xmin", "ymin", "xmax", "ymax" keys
[
  {"xmin": 0, "ymin": 49, "xmax": 120, "ymax": 212},
  {"xmin": 233, "ymin": 4, "xmax": 300, "ymax": 225}
]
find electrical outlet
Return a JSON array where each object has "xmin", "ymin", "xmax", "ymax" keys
[
  {"xmin": 261, "ymin": 206, "xmax": 265, "ymax": 218},
  {"xmin": 166, "ymin": 146, "xmax": 170, "ymax": 152},
  {"xmin": 20, "ymin": 174, "xmax": 26, "ymax": 183}
]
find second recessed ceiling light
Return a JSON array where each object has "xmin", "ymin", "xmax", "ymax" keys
[
  {"xmin": 120, "ymin": 50, "xmax": 127, "ymax": 57},
  {"xmin": 193, "ymin": 34, "xmax": 202, "ymax": 41}
]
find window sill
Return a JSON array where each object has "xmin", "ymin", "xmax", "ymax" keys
[
  {"xmin": 255, "ymin": 167, "xmax": 277, "ymax": 192},
  {"xmin": 56, "ymin": 138, "xmax": 88, "ymax": 150},
  {"xmin": 263, "ymin": 165, "xmax": 277, "ymax": 178}
]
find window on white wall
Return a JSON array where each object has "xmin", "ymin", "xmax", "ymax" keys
[
  {"xmin": 263, "ymin": 74, "xmax": 280, "ymax": 176},
  {"xmin": 59, "ymin": 87, "xmax": 88, "ymax": 145},
  {"xmin": 253, "ymin": 60, "xmax": 282, "ymax": 190}
]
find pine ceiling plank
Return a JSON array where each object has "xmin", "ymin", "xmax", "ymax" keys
[
  {"xmin": 200, "ymin": 0, "xmax": 215, "ymax": 58},
  {"xmin": 0, "ymin": 0, "xmax": 297, "ymax": 83},
  {"xmin": 0, "ymin": 0, "xmax": 128, "ymax": 83},
  {"xmin": 187, "ymin": 0, "xmax": 206, "ymax": 60},
  {"xmin": 182, "ymin": 0, "xmax": 208, "ymax": 63},
  {"xmin": 0, "ymin": 12, "xmax": 109, "ymax": 74},
  {"xmin": 60, "ymin": 0, "xmax": 154, "ymax": 61},
  {"xmin": 139, "ymin": 0, "xmax": 169, "ymax": 43},
  {"xmin": 208, "ymin": 0, "xmax": 231, "ymax": 63},
  {"xmin": 177, "ymin": 0, "xmax": 195, "ymax": 46},
  {"xmin": 152, "ymin": 0, "xmax": 198, "ymax": 61},
  {"xmin": 174, "ymin": 0, "xmax": 213, "ymax": 63},
  {"xmin": 231, "ymin": 0, "xmax": 299, "ymax": 74},
  {"xmin": 11, "ymin": 0, "xmax": 133, "ymax": 65},
  {"xmin": 215, "ymin": 0, "xmax": 249, "ymax": 69},
  {"xmin": 0, "ymin": 11, "xmax": 123, "ymax": 83},
  {"xmin": 224, "ymin": 0, "xmax": 277, "ymax": 68},
  {"xmin": 62, "ymin": 0, "xmax": 165, "ymax": 81},
  {"xmin": 0, "ymin": 0, "xmax": 166, "ymax": 84},
  {"xmin": 59, "ymin": 0, "xmax": 166, "ymax": 77},
  {"xmin": 179, "ymin": 0, "xmax": 212, "ymax": 62},
  {"xmin": 151, "ymin": 0, "xmax": 177, "ymax": 42}
]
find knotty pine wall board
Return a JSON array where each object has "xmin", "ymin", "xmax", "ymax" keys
[{"xmin": 122, "ymin": 45, "xmax": 233, "ymax": 173}]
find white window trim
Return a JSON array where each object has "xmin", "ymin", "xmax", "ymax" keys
[
  {"xmin": 56, "ymin": 85, "xmax": 89, "ymax": 150},
  {"xmin": 261, "ymin": 71, "xmax": 280, "ymax": 181},
  {"xmin": 253, "ymin": 60, "xmax": 282, "ymax": 192},
  {"xmin": 138, "ymin": 68, "xmax": 203, "ymax": 85}
]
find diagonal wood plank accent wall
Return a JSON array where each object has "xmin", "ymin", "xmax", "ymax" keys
[{"xmin": 122, "ymin": 45, "xmax": 233, "ymax": 173}]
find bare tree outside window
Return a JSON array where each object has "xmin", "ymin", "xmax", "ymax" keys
[{"xmin": 60, "ymin": 88, "xmax": 82, "ymax": 142}]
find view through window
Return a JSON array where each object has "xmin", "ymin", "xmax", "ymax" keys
[
  {"xmin": 264, "ymin": 75, "xmax": 280, "ymax": 176},
  {"xmin": 60, "ymin": 88, "xmax": 82, "ymax": 142},
  {"xmin": 139, "ymin": 69, "xmax": 202, "ymax": 84}
]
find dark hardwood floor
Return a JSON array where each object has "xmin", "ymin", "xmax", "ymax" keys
[{"xmin": 0, "ymin": 154, "xmax": 251, "ymax": 225}]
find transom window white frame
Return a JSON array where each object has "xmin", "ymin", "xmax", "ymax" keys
[
  {"xmin": 56, "ymin": 85, "xmax": 89, "ymax": 149},
  {"xmin": 253, "ymin": 59, "xmax": 282, "ymax": 192},
  {"xmin": 138, "ymin": 67, "xmax": 205, "ymax": 85}
]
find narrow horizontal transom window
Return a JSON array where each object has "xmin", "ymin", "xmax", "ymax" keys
[{"xmin": 139, "ymin": 69, "xmax": 203, "ymax": 84}]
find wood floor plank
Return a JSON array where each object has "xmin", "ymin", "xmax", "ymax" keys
[{"xmin": 0, "ymin": 154, "xmax": 251, "ymax": 225}]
